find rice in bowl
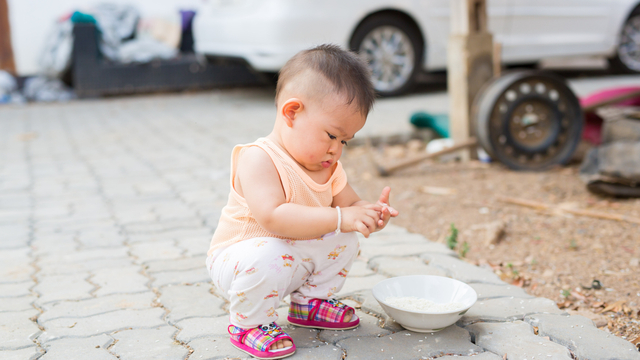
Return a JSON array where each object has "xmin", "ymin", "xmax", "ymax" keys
[{"xmin": 385, "ymin": 296, "xmax": 466, "ymax": 313}]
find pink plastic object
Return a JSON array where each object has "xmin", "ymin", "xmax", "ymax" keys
[{"xmin": 579, "ymin": 87, "xmax": 640, "ymax": 145}]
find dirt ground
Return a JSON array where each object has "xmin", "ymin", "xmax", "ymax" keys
[{"xmin": 342, "ymin": 142, "xmax": 640, "ymax": 349}]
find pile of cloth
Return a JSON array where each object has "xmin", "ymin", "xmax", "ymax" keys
[
  {"xmin": 0, "ymin": 70, "xmax": 75, "ymax": 104},
  {"xmin": 1, "ymin": 3, "xmax": 185, "ymax": 104},
  {"xmin": 0, "ymin": 70, "xmax": 24, "ymax": 104},
  {"xmin": 41, "ymin": 3, "xmax": 181, "ymax": 79}
]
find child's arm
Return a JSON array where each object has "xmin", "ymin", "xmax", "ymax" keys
[
  {"xmin": 333, "ymin": 184, "xmax": 399, "ymax": 231},
  {"xmin": 237, "ymin": 147, "xmax": 381, "ymax": 238}
]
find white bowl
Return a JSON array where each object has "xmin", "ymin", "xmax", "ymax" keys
[{"xmin": 372, "ymin": 275, "xmax": 477, "ymax": 333}]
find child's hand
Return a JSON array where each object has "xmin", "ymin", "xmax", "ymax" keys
[
  {"xmin": 373, "ymin": 186, "xmax": 399, "ymax": 230},
  {"xmin": 340, "ymin": 205, "xmax": 381, "ymax": 238}
]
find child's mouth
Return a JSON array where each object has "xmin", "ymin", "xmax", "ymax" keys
[{"xmin": 321, "ymin": 161, "xmax": 332, "ymax": 168}]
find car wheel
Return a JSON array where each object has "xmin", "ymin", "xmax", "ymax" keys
[
  {"xmin": 350, "ymin": 15, "xmax": 423, "ymax": 97},
  {"xmin": 610, "ymin": 8, "xmax": 640, "ymax": 73}
]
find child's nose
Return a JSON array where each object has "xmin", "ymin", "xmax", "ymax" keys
[{"xmin": 328, "ymin": 142, "xmax": 339, "ymax": 154}]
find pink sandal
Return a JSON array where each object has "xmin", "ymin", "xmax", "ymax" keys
[
  {"xmin": 287, "ymin": 298, "xmax": 360, "ymax": 330},
  {"xmin": 228, "ymin": 322, "xmax": 296, "ymax": 359}
]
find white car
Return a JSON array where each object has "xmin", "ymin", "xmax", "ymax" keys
[{"xmin": 193, "ymin": 0, "xmax": 640, "ymax": 96}]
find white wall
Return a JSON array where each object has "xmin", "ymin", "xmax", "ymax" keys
[{"xmin": 8, "ymin": 0, "xmax": 204, "ymax": 75}]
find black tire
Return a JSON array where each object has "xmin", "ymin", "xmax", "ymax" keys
[
  {"xmin": 609, "ymin": 7, "xmax": 640, "ymax": 74},
  {"xmin": 473, "ymin": 70, "xmax": 583, "ymax": 171},
  {"xmin": 350, "ymin": 14, "xmax": 424, "ymax": 97}
]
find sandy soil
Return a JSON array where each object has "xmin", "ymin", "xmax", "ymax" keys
[{"xmin": 342, "ymin": 142, "xmax": 640, "ymax": 349}]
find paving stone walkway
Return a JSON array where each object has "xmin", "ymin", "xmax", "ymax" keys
[{"xmin": 1, "ymin": 91, "xmax": 639, "ymax": 360}]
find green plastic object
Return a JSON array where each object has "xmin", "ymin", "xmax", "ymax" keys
[
  {"xmin": 71, "ymin": 11, "xmax": 97, "ymax": 25},
  {"xmin": 410, "ymin": 112, "xmax": 450, "ymax": 138}
]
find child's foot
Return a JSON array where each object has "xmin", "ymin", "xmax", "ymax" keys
[
  {"xmin": 288, "ymin": 298, "xmax": 360, "ymax": 330},
  {"xmin": 228, "ymin": 322, "xmax": 296, "ymax": 359},
  {"xmin": 270, "ymin": 338, "xmax": 293, "ymax": 350}
]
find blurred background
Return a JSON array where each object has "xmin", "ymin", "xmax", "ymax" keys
[{"xmin": 1, "ymin": 0, "xmax": 640, "ymax": 100}]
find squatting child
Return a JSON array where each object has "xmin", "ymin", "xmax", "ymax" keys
[{"xmin": 205, "ymin": 44, "xmax": 399, "ymax": 359}]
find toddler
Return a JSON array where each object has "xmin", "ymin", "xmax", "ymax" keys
[{"xmin": 206, "ymin": 44, "xmax": 398, "ymax": 359}]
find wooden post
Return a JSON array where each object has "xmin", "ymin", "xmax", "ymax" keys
[
  {"xmin": 0, "ymin": 0, "xmax": 16, "ymax": 74},
  {"xmin": 493, "ymin": 42, "xmax": 502, "ymax": 77},
  {"xmin": 448, "ymin": 0, "xmax": 494, "ymax": 161}
]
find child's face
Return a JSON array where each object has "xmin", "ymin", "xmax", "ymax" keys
[{"xmin": 283, "ymin": 94, "xmax": 365, "ymax": 173}]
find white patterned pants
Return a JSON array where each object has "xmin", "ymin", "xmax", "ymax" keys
[{"xmin": 206, "ymin": 232, "xmax": 359, "ymax": 328}]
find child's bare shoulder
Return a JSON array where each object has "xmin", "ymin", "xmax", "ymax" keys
[
  {"xmin": 237, "ymin": 146, "xmax": 277, "ymax": 176},
  {"xmin": 239, "ymin": 145, "xmax": 270, "ymax": 164},
  {"xmin": 236, "ymin": 144, "xmax": 284, "ymax": 199}
]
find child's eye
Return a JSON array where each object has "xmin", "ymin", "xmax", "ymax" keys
[
  {"xmin": 341, "ymin": 140, "xmax": 348, "ymax": 146},
  {"xmin": 328, "ymin": 133, "xmax": 336, "ymax": 140}
]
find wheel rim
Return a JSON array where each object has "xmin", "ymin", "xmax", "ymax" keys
[
  {"xmin": 504, "ymin": 96, "xmax": 561, "ymax": 153},
  {"xmin": 358, "ymin": 26, "xmax": 415, "ymax": 93},
  {"xmin": 618, "ymin": 14, "xmax": 640, "ymax": 71}
]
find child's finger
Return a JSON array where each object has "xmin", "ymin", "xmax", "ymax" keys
[
  {"xmin": 364, "ymin": 203, "xmax": 383, "ymax": 212},
  {"xmin": 378, "ymin": 186, "xmax": 391, "ymax": 205},
  {"xmin": 356, "ymin": 222, "xmax": 370, "ymax": 238},
  {"xmin": 365, "ymin": 209, "xmax": 380, "ymax": 220},
  {"xmin": 383, "ymin": 208, "xmax": 391, "ymax": 221},
  {"xmin": 386, "ymin": 206, "xmax": 399, "ymax": 217},
  {"xmin": 379, "ymin": 207, "xmax": 386, "ymax": 219}
]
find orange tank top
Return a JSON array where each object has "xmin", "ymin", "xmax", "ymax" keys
[{"xmin": 207, "ymin": 137, "xmax": 348, "ymax": 255}]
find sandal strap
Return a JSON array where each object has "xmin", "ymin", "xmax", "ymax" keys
[
  {"xmin": 229, "ymin": 323, "xmax": 292, "ymax": 352},
  {"xmin": 308, "ymin": 298, "xmax": 354, "ymax": 323}
]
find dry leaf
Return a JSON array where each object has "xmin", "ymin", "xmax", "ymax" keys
[
  {"xmin": 533, "ymin": 326, "xmax": 539, "ymax": 335},
  {"xmin": 557, "ymin": 300, "xmax": 573, "ymax": 309},
  {"xmin": 601, "ymin": 300, "xmax": 626, "ymax": 313},
  {"xmin": 591, "ymin": 301, "xmax": 605, "ymax": 308}
]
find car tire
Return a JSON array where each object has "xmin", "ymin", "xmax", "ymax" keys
[
  {"xmin": 350, "ymin": 14, "xmax": 424, "ymax": 97},
  {"xmin": 609, "ymin": 7, "xmax": 640, "ymax": 74}
]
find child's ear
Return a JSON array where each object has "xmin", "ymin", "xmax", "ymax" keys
[{"xmin": 281, "ymin": 98, "xmax": 303, "ymax": 127}]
